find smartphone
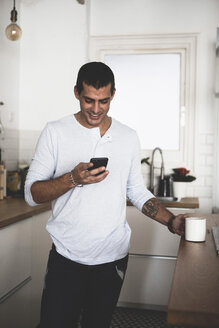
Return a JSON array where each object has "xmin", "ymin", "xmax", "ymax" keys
[{"xmin": 88, "ymin": 157, "xmax": 109, "ymax": 176}]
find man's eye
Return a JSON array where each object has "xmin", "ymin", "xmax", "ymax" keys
[
  {"xmin": 85, "ymin": 99, "xmax": 92, "ymax": 104},
  {"xmin": 100, "ymin": 100, "xmax": 108, "ymax": 104}
]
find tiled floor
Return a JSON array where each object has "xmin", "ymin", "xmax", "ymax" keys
[
  {"xmin": 78, "ymin": 306, "xmax": 194, "ymax": 328},
  {"xmin": 110, "ymin": 307, "xmax": 188, "ymax": 328}
]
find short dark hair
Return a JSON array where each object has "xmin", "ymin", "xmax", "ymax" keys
[{"xmin": 76, "ymin": 62, "xmax": 115, "ymax": 95}]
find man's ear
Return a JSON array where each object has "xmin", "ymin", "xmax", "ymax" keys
[{"xmin": 74, "ymin": 86, "xmax": 79, "ymax": 99}]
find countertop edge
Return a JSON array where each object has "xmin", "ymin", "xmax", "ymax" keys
[
  {"xmin": 127, "ymin": 197, "xmax": 199, "ymax": 209},
  {"xmin": 0, "ymin": 198, "xmax": 51, "ymax": 229}
]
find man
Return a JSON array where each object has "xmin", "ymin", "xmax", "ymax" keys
[{"xmin": 25, "ymin": 62, "xmax": 186, "ymax": 328}]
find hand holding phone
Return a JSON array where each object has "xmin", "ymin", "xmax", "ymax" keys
[
  {"xmin": 70, "ymin": 158, "xmax": 109, "ymax": 186},
  {"xmin": 88, "ymin": 157, "xmax": 109, "ymax": 176}
]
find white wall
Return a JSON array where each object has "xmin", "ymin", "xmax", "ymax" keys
[
  {"xmin": 89, "ymin": 0, "xmax": 219, "ymax": 212},
  {"xmin": 18, "ymin": 0, "xmax": 88, "ymax": 163},
  {"xmin": 19, "ymin": 0, "xmax": 88, "ymax": 131},
  {"xmin": 0, "ymin": 0, "xmax": 21, "ymax": 169},
  {"xmin": 1, "ymin": 0, "xmax": 88, "ymax": 168}
]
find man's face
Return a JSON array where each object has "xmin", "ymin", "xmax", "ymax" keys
[{"xmin": 74, "ymin": 82, "xmax": 115, "ymax": 129}]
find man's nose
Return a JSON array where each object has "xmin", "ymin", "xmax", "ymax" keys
[{"xmin": 92, "ymin": 101, "xmax": 100, "ymax": 113}]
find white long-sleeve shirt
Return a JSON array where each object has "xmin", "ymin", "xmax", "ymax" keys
[{"xmin": 25, "ymin": 114, "xmax": 154, "ymax": 265}]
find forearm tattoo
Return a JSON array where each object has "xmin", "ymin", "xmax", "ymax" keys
[{"xmin": 142, "ymin": 198, "xmax": 160, "ymax": 219}]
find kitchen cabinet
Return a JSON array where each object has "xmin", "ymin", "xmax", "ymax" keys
[
  {"xmin": 0, "ymin": 217, "xmax": 31, "ymax": 301},
  {"xmin": 30, "ymin": 211, "xmax": 52, "ymax": 327},
  {"xmin": 0, "ymin": 205, "xmax": 52, "ymax": 328},
  {"xmin": 119, "ymin": 255, "xmax": 176, "ymax": 309},
  {"xmin": 0, "ymin": 276, "xmax": 31, "ymax": 328},
  {"xmin": 0, "ymin": 218, "xmax": 32, "ymax": 328},
  {"xmin": 0, "ymin": 197, "xmax": 198, "ymax": 324},
  {"xmin": 118, "ymin": 203, "xmax": 198, "ymax": 310}
]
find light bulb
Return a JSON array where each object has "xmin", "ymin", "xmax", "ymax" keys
[
  {"xmin": 5, "ymin": 1, "xmax": 22, "ymax": 41},
  {"xmin": 5, "ymin": 23, "xmax": 22, "ymax": 41}
]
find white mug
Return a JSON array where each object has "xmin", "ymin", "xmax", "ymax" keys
[{"xmin": 185, "ymin": 217, "xmax": 206, "ymax": 242}]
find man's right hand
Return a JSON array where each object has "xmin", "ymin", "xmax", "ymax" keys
[
  {"xmin": 31, "ymin": 162, "xmax": 109, "ymax": 204},
  {"xmin": 71, "ymin": 162, "xmax": 109, "ymax": 186}
]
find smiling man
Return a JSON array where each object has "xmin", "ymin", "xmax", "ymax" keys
[
  {"xmin": 25, "ymin": 62, "xmax": 186, "ymax": 328},
  {"xmin": 74, "ymin": 83, "xmax": 114, "ymax": 132}
]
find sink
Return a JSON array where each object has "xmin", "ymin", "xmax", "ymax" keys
[{"xmin": 156, "ymin": 196, "xmax": 178, "ymax": 202}]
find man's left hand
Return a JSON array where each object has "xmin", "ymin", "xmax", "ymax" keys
[{"xmin": 170, "ymin": 214, "xmax": 188, "ymax": 236}]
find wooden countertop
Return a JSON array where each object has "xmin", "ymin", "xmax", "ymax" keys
[
  {"xmin": 0, "ymin": 198, "xmax": 51, "ymax": 228},
  {"xmin": 0, "ymin": 197, "xmax": 199, "ymax": 229},
  {"xmin": 168, "ymin": 214, "xmax": 219, "ymax": 328},
  {"xmin": 127, "ymin": 197, "xmax": 199, "ymax": 209}
]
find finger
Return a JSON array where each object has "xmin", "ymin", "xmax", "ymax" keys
[
  {"xmin": 173, "ymin": 215, "xmax": 186, "ymax": 236},
  {"xmin": 84, "ymin": 170, "xmax": 109, "ymax": 184},
  {"xmin": 175, "ymin": 223, "xmax": 185, "ymax": 235},
  {"xmin": 78, "ymin": 162, "xmax": 93, "ymax": 171},
  {"xmin": 178, "ymin": 216, "xmax": 185, "ymax": 236},
  {"xmin": 88, "ymin": 166, "xmax": 107, "ymax": 177},
  {"xmin": 82, "ymin": 166, "xmax": 105, "ymax": 179}
]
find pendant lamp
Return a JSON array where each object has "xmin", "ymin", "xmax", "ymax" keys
[{"xmin": 5, "ymin": 0, "xmax": 22, "ymax": 41}]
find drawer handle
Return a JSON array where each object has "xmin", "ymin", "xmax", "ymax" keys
[
  {"xmin": 129, "ymin": 253, "xmax": 177, "ymax": 260},
  {"xmin": 0, "ymin": 276, "xmax": 31, "ymax": 304}
]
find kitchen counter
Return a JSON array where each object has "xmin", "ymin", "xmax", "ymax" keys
[
  {"xmin": 127, "ymin": 197, "xmax": 199, "ymax": 209},
  {"xmin": 0, "ymin": 198, "xmax": 51, "ymax": 228},
  {"xmin": 0, "ymin": 197, "xmax": 199, "ymax": 229},
  {"xmin": 168, "ymin": 214, "xmax": 219, "ymax": 328}
]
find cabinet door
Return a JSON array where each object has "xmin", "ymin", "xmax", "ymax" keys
[
  {"xmin": 121, "ymin": 206, "xmax": 193, "ymax": 307},
  {"xmin": 127, "ymin": 206, "xmax": 193, "ymax": 257},
  {"xmin": 127, "ymin": 207, "xmax": 180, "ymax": 256},
  {"xmin": 0, "ymin": 218, "xmax": 32, "ymax": 328},
  {"xmin": 118, "ymin": 255, "xmax": 176, "ymax": 308},
  {"xmin": 0, "ymin": 211, "xmax": 52, "ymax": 328},
  {"xmin": 0, "ymin": 277, "xmax": 31, "ymax": 328},
  {"xmin": 0, "ymin": 218, "xmax": 31, "ymax": 299},
  {"xmin": 30, "ymin": 210, "xmax": 52, "ymax": 327}
]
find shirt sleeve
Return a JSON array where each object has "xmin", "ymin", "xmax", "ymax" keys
[
  {"xmin": 126, "ymin": 132, "xmax": 154, "ymax": 211},
  {"xmin": 24, "ymin": 123, "xmax": 56, "ymax": 206}
]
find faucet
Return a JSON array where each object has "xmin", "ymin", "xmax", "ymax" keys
[{"xmin": 149, "ymin": 147, "xmax": 165, "ymax": 194}]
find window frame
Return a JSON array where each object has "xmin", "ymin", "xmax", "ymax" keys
[{"xmin": 89, "ymin": 34, "xmax": 197, "ymax": 171}]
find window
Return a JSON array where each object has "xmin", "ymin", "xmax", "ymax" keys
[
  {"xmin": 105, "ymin": 53, "xmax": 181, "ymax": 150},
  {"xmin": 90, "ymin": 34, "xmax": 197, "ymax": 169}
]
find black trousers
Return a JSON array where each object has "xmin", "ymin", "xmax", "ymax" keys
[{"xmin": 38, "ymin": 245, "xmax": 128, "ymax": 328}]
